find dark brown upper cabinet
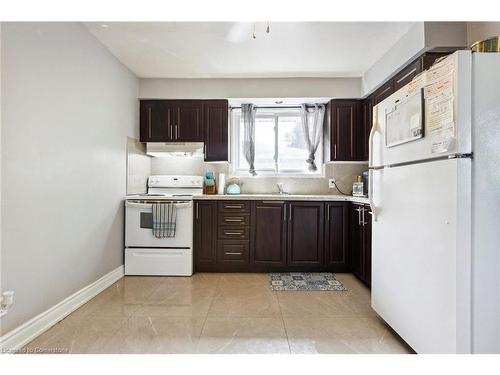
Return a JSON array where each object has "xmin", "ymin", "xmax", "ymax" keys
[
  {"xmin": 140, "ymin": 100, "xmax": 170, "ymax": 142},
  {"xmin": 372, "ymin": 80, "xmax": 395, "ymax": 105},
  {"xmin": 287, "ymin": 202, "xmax": 324, "ymax": 267},
  {"xmin": 140, "ymin": 99, "xmax": 229, "ymax": 162},
  {"xmin": 250, "ymin": 201, "xmax": 287, "ymax": 268},
  {"xmin": 361, "ymin": 97, "xmax": 373, "ymax": 161},
  {"xmin": 393, "ymin": 59, "xmax": 422, "ymax": 92},
  {"xmin": 325, "ymin": 202, "xmax": 350, "ymax": 272},
  {"xmin": 168, "ymin": 100, "xmax": 204, "ymax": 142},
  {"xmin": 203, "ymin": 100, "xmax": 228, "ymax": 162},
  {"xmin": 141, "ymin": 100, "xmax": 203, "ymax": 142},
  {"xmin": 327, "ymin": 99, "xmax": 363, "ymax": 162}
]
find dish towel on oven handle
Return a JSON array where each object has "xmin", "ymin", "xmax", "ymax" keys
[{"xmin": 152, "ymin": 202, "xmax": 177, "ymax": 238}]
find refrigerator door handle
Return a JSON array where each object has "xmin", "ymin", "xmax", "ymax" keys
[
  {"xmin": 368, "ymin": 104, "xmax": 378, "ymax": 221},
  {"xmin": 369, "ymin": 169, "xmax": 378, "ymax": 221}
]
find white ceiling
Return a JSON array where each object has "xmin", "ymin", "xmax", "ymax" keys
[{"xmin": 84, "ymin": 22, "xmax": 415, "ymax": 79}]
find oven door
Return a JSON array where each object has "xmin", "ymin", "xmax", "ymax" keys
[{"xmin": 125, "ymin": 200, "xmax": 193, "ymax": 248}]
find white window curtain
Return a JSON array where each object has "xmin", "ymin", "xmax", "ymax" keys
[
  {"xmin": 242, "ymin": 103, "xmax": 257, "ymax": 176},
  {"xmin": 301, "ymin": 104, "xmax": 325, "ymax": 171}
]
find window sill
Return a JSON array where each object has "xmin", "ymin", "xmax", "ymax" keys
[{"xmin": 229, "ymin": 172, "xmax": 325, "ymax": 179}]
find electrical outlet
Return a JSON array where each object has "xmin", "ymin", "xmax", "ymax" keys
[{"xmin": 328, "ymin": 179, "xmax": 336, "ymax": 188}]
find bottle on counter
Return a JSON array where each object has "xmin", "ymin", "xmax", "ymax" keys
[
  {"xmin": 204, "ymin": 171, "xmax": 216, "ymax": 195},
  {"xmin": 352, "ymin": 176, "xmax": 365, "ymax": 197}
]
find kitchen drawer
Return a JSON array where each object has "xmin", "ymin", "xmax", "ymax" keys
[
  {"xmin": 218, "ymin": 213, "xmax": 250, "ymax": 226},
  {"xmin": 217, "ymin": 240, "xmax": 249, "ymax": 263},
  {"xmin": 218, "ymin": 226, "xmax": 250, "ymax": 240},
  {"xmin": 218, "ymin": 201, "xmax": 250, "ymax": 213}
]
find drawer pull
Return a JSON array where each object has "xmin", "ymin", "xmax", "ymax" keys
[
  {"xmin": 225, "ymin": 252, "xmax": 243, "ymax": 255},
  {"xmin": 225, "ymin": 218, "xmax": 243, "ymax": 222},
  {"xmin": 224, "ymin": 231, "xmax": 243, "ymax": 235},
  {"xmin": 224, "ymin": 205, "xmax": 243, "ymax": 209}
]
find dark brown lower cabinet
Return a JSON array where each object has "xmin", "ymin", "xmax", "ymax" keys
[
  {"xmin": 194, "ymin": 199, "xmax": 352, "ymax": 274},
  {"xmin": 250, "ymin": 201, "xmax": 287, "ymax": 268},
  {"xmin": 325, "ymin": 202, "xmax": 349, "ymax": 272},
  {"xmin": 350, "ymin": 203, "xmax": 372, "ymax": 286},
  {"xmin": 193, "ymin": 201, "xmax": 217, "ymax": 268},
  {"xmin": 287, "ymin": 202, "xmax": 324, "ymax": 267}
]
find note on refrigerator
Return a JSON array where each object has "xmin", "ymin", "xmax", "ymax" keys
[
  {"xmin": 426, "ymin": 97, "xmax": 454, "ymax": 131},
  {"xmin": 430, "ymin": 121, "xmax": 455, "ymax": 154}
]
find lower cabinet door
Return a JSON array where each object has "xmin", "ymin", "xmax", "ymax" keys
[
  {"xmin": 350, "ymin": 204, "xmax": 364, "ymax": 280},
  {"xmin": 194, "ymin": 201, "xmax": 217, "ymax": 267},
  {"xmin": 250, "ymin": 201, "xmax": 287, "ymax": 267},
  {"xmin": 325, "ymin": 202, "xmax": 349, "ymax": 272},
  {"xmin": 287, "ymin": 202, "xmax": 324, "ymax": 266}
]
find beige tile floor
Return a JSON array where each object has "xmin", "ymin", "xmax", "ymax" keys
[{"xmin": 23, "ymin": 273, "xmax": 414, "ymax": 354}]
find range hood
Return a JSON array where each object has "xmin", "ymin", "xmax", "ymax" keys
[{"xmin": 146, "ymin": 142, "xmax": 204, "ymax": 157}]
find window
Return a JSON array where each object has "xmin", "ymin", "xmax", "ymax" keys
[{"xmin": 232, "ymin": 108, "xmax": 323, "ymax": 175}]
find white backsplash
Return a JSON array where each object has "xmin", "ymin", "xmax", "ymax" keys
[
  {"xmin": 126, "ymin": 137, "xmax": 151, "ymax": 195},
  {"xmin": 150, "ymin": 156, "xmax": 367, "ymax": 195}
]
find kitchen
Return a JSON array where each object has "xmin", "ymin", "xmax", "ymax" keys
[{"xmin": 1, "ymin": 6, "xmax": 500, "ymax": 371}]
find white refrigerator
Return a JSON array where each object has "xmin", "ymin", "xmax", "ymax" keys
[{"xmin": 369, "ymin": 50, "xmax": 500, "ymax": 354}]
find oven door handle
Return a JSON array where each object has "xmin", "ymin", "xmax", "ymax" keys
[{"xmin": 125, "ymin": 201, "xmax": 193, "ymax": 209}]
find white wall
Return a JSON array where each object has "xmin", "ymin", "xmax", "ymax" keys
[
  {"xmin": 0, "ymin": 23, "xmax": 138, "ymax": 335},
  {"xmin": 139, "ymin": 77, "xmax": 361, "ymax": 99}
]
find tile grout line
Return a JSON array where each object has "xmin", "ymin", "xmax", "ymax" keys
[
  {"xmin": 275, "ymin": 289, "xmax": 292, "ymax": 354},
  {"xmin": 198, "ymin": 274, "xmax": 221, "ymax": 341}
]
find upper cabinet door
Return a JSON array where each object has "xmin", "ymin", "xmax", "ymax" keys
[
  {"xmin": 393, "ymin": 59, "xmax": 422, "ymax": 92},
  {"xmin": 361, "ymin": 97, "xmax": 373, "ymax": 161},
  {"xmin": 372, "ymin": 80, "xmax": 395, "ymax": 105},
  {"xmin": 169, "ymin": 100, "xmax": 204, "ymax": 142},
  {"xmin": 140, "ymin": 100, "xmax": 170, "ymax": 142},
  {"xmin": 329, "ymin": 99, "xmax": 362, "ymax": 161},
  {"xmin": 287, "ymin": 202, "xmax": 324, "ymax": 267},
  {"xmin": 203, "ymin": 100, "xmax": 229, "ymax": 162}
]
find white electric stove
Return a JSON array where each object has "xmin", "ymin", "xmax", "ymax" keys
[{"xmin": 124, "ymin": 175, "xmax": 203, "ymax": 276}]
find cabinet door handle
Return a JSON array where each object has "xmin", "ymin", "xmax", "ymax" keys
[
  {"xmin": 334, "ymin": 144, "xmax": 337, "ymax": 160},
  {"xmin": 356, "ymin": 207, "xmax": 362, "ymax": 225},
  {"xmin": 395, "ymin": 67, "xmax": 417, "ymax": 84},
  {"xmin": 170, "ymin": 124, "xmax": 173, "ymax": 140},
  {"xmin": 175, "ymin": 124, "xmax": 178, "ymax": 139},
  {"xmin": 289, "ymin": 205, "xmax": 292, "ymax": 221},
  {"xmin": 283, "ymin": 205, "xmax": 286, "ymax": 221},
  {"xmin": 148, "ymin": 107, "xmax": 152, "ymax": 138},
  {"xmin": 327, "ymin": 205, "xmax": 330, "ymax": 221},
  {"xmin": 224, "ymin": 218, "xmax": 243, "ymax": 222},
  {"xmin": 204, "ymin": 144, "xmax": 207, "ymax": 160},
  {"xmin": 196, "ymin": 203, "xmax": 199, "ymax": 220},
  {"xmin": 362, "ymin": 207, "xmax": 366, "ymax": 226}
]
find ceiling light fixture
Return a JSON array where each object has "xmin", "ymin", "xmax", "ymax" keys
[{"xmin": 252, "ymin": 22, "xmax": 270, "ymax": 39}]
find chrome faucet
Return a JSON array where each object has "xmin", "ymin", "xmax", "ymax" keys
[{"xmin": 276, "ymin": 183, "xmax": 288, "ymax": 195}]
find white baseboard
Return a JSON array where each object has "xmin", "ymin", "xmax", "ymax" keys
[{"xmin": 0, "ymin": 265, "xmax": 124, "ymax": 353}]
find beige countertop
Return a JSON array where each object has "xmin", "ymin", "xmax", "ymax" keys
[{"xmin": 193, "ymin": 194, "xmax": 369, "ymax": 205}]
